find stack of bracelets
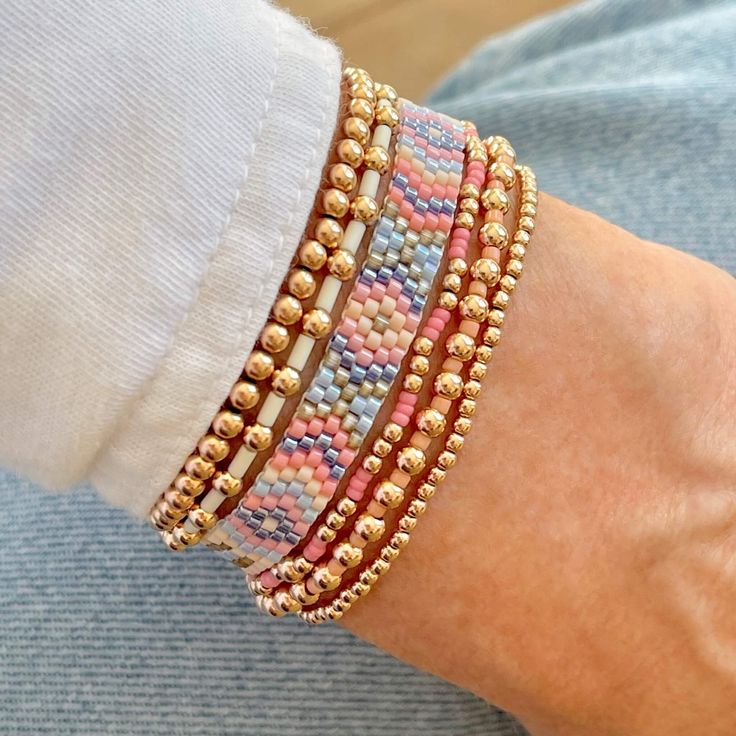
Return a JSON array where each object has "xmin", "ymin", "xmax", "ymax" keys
[{"xmin": 148, "ymin": 65, "xmax": 538, "ymax": 624}]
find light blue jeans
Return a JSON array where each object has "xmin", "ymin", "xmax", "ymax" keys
[{"xmin": 1, "ymin": 0, "xmax": 733, "ymax": 733}]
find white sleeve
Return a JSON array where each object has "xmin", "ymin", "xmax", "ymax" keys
[{"xmin": 0, "ymin": 0, "xmax": 342, "ymax": 516}]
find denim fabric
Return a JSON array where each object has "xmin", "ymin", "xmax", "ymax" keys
[{"xmin": 1, "ymin": 0, "xmax": 734, "ymax": 733}]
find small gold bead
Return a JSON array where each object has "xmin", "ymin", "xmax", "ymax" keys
[
  {"xmin": 459, "ymin": 398, "xmax": 477, "ymax": 417},
  {"xmin": 499, "ymin": 274, "xmax": 517, "ymax": 294},
  {"xmin": 454, "ymin": 211, "xmax": 475, "ymax": 230},
  {"xmin": 349, "ymin": 83, "xmax": 376, "ymax": 105},
  {"xmin": 273, "ymin": 293, "xmax": 303, "ymax": 325},
  {"xmin": 271, "ymin": 366, "xmax": 301, "ymax": 398},
  {"xmin": 459, "ymin": 294, "xmax": 489, "ymax": 322},
  {"xmin": 437, "ymin": 450, "xmax": 457, "ymax": 470},
  {"xmin": 351, "ymin": 195, "xmax": 380, "ymax": 224},
  {"xmin": 449, "ymin": 257, "xmax": 468, "ymax": 276},
  {"xmin": 519, "ymin": 215, "xmax": 536, "ymax": 234},
  {"xmin": 417, "ymin": 482, "xmax": 436, "ymax": 500},
  {"xmin": 260, "ymin": 322, "xmax": 290, "ymax": 353},
  {"xmin": 287, "ymin": 268, "xmax": 317, "ymax": 299},
  {"xmin": 403, "ymin": 373, "xmax": 423, "ymax": 393},
  {"xmin": 438, "ymin": 290, "xmax": 458, "ymax": 311},
  {"xmin": 185, "ymin": 454, "xmax": 215, "ymax": 480},
  {"xmin": 489, "ymin": 161, "xmax": 516, "ymax": 188},
  {"xmin": 416, "ymin": 407, "xmax": 446, "ymax": 437},
  {"xmin": 484, "ymin": 326, "xmax": 501, "ymax": 346},
  {"xmin": 302, "ymin": 308, "xmax": 333, "ymax": 339},
  {"xmin": 459, "ymin": 182, "xmax": 480, "ymax": 199},
  {"xmin": 334, "ymin": 542, "xmax": 363, "ymax": 568},
  {"xmin": 198, "ymin": 434, "xmax": 229, "ymax": 463},
  {"xmin": 376, "ymin": 83, "xmax": 398, "ymax": 102},
  {"xmin": 454, "ymin": 416, "xmax": 473, "ymax": 435},
  {"xmin": 364, "ymin": 145, "xmax": 390, "ymax": 173},
  {"xmin": 328, "ymin": 162, "xmax": 358, "ymax": 193},
  {"xmin": 173, "ymin": 526, "xmax": 202, "ymax": 547},
  {"xmin": 380, "ymin": 546, "xmax": 400, "ymax": 563},
  {"xmin": 291, "ymin": 581, "xmax": 319, "ymax": 606},
  {"xmin": 470, "ymin": 257, "xmax": 501, "ymax": 287},
  {"xmin": 212, "ymin": 471, "xmax": 242, "ymax": 497},
  {"xmin": 274, "ymin": 590, "xmax": 302, "ymax": 614},
  {"xmin": 312, "ymin": 565, "xmax": 341, "ymax": 591},
  {"xmin": 340, "ymin": 589, "xmax": 359, "ymax": 606},
  {"xmin": 443, "ymin": 273, "xmax": 462, "ymax": 293},
  {"xmin": 229, "ymin": 381, "xmax": 259, "ymax": 411},
  {"xmin": 446, "ymin": 432, "xmax": 465, "ymax": 452},
  {"xmin": 343, "ymin": 116, "xmax": 371, "ymax": 146},
  {"xmin": 362, "ymin": 454, "xmax": 382, "ymax": 474},
  {"xmin": 213, "ymin": 409, "xmax": 244, "ymax": 439},
  {"xmin": 469, "ymin": 361, "xmax": 487, "ymax": 381},
  {"xmin": 355, "ymin": 513, "xmax": 385, "ymax": 542},
  {"xmin": 514, "ymin": 229, "xmax": 531, "ymax": 247},
  {"xmin": 314, "ymin": 524, "xmax": 335, "ymax": 543},
  {"xmin": 506, "ymin": 259, "xmax": 524, "ymax": 281},
  {"xmin": 390, "ymin": 531, "xmax": 410, "ymax": 550},
  {"xmin": 479, "ymin": 221, "xmax": 509, "ymax": 248},
  {"xmin": 359, "ymin": 568, "xmax": 379, "ymax": 586},
  {"xmin": 383, "ymin": 421, "xmax": 403, "ymax": 443},
  {"xmin": 413, "ymin": 336, "xmax": 434, "ymax": 356},
  {"xmin": 327, "ymin": 249, "xmax": 357, "ymax": 281},
  {"xmin": 464, "ymin": 380, "xmax": 482, "ymax": 399},
  {"xmin": 492, "ymin": 290, "xmax": 510, "ymax": 310},
  {"xmin": 161, "ymin": 530, "xmax": 185, "ymax": 551},
  {"xmin": 407, "ymin": 499, "xmax": 427, "ymax": 518},
  {"xmin": 434, "ymin": 371, "xmax": 463, "ymax": 399},
  {"xmin": 372, "ymin": 558, "xmax": 391, "ymax": 576},
  {"xmin": 164, "ymin": 488, "xmax": 193, "ymax": 512},
  {"xmin": 480, "ymin": 187, "xmax": 510, "ymax": 213},
  {"xmin": 336, "ymin": 497, "xmax": 357, "ymax": 516},
  {"xmin": 520, "ymin": 202, "xmax": 537, "ymax": 218},
  {"xmin": 459, "ymin": 197, "xmax": 479, "ymax": 216},
  {"xmin": 335, "ymin": 138, "xmax": 364, "ymax": 167},
  {"xmin": 445, "ymin": 332, "xmax": 475, "ymax": 361},
  {"xmin": 245, "ymin": 350, "xmax": 274, "ymax": 380},
  {"xmin": 314, "ymin": 217, "xmax": 344, "ymax": 248},
  {"xmin": 243, "ymin": 423, "xmax": 273, "ymax": 451},
  {"xmin": 374, "ymin": 480, "xmax": 404, "ymax": 509},
  {"xmin": 427, "ymin": 467, "xmax": 447, "ymax": 485},
  {"xmin": 476, "ymin": 344, "xmax": 493, "ymax": 364},
  {"xmin": 372, "ymin": 437, "xmax": 392, "ymax": 458},
  {"xmin": 320, "ymin": 188, "xmax": 350, "ymax": 218},
  {"xmin": 348, "ymin": 96, "xmax": 374, "ymax": 123},
  {"xmin": 275, "ymin": 559, "xmax": 304, "ymax": 583},
  {"xmin": 397, "ymin": 446, "xmax": 426, "ymax": 475},
  {"xmin": 174, "ymin": 472, "xmax": 204, "ymax": 497},
  {"xmin": 409, "ymin": 355, "xmax": 429, "ymax": 376},
  {"xmin": 375, "ymin": 103, "xmax": 400, "ymax": 127},
  {"xmin": 487, "ymin": 308, "xmax": 505, "ymax": 327},
  {"xmin": 188, "ymin": 506, "xmax": 217, "ymax": 531},
  {"xmin": 326, "ymin": 511, "xmax": 346, "ymax": 531}
]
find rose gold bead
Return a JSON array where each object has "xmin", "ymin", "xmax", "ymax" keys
[
  {"xmin": 479, "ymin": 221, "xmax": 509, "ymax": 248},
  {"xmin": 271, "ymin": 366, "xmax": 301, "ymax": 398},
  {"xmin": 416, "ymin": 407, "xmax": 446, "ymax": 437},
  {"xmin": 375, "ymin": 104, "xmax": 400, "ymax": 127},
  {"xmin": 446, "ymin": 332, "xmax": 475, "ymax": 361},
  {"xmin": 312, "ymin": 565, "xmax": 341, "ymax": 591},
  {"xmin": 343, "ymin": 116, "xmax": 371, "ymax": 146},
  {"xmin": 417, "ymin": 482, "xmax": 436, "ymax": 501},
  {"xmin": 434, "ymin": 371, "xmax": 463, "ymax": 399},
  {"xmin": 397, "ymin": 446, "xmax": 426, "ymax": 475},
  {"xmin": 335, "ymin": 138, "xmax": 364, "ymax": 167},
  {"xmin": 273, "ymin": 293, "xmax": 303, "ymax": 325},
  {"xmin": 413, "ymin": 336, "xmax": 434, "ymax": 356},
  {"xmin": 198, "ymin": 434, "xmax": 229, "ymax": 463},
  {"xmin": 364, "ymin": 145, "xmax": 390, "ymax": 173},
  {"xmin": 212, "ymin": 471, "xmax": 242, "ymax": 497},
  {"xmin": 499, "ymin": 274, "xmax": 517, "ymax": 294},
  {"xmin": 243, "ymin": 423, "xmax": 273, "ymax": 451},
  {"xmin": 454, "ymin": 416, "xmax": 473, "ymax": 435},
  {"xmin": 407, "ymin": 499, "xmax": 427, "ymax": 518},
  {"xmin": 469, "ymin": 361, "xmax": 487, "ymax": 381},
  {"xmin": 470, "ymin": 257, "xmax": 501, "ymax": 287},
  {"xmin": 189, "ymin": 506, "xmax": 217, "ymax": 531},
  {"xmin": 459, "ymin": 182, "xmax": 480, "ymax": 199},
  {"xmin": 164, "ymin": 488, "xmax": 193, "ymax": 512},
  {"xmin": 229, "ymin": 381, "xmax": 259, "ymax": 411},
  {"xmin": 374, "ymin": 480, "xmax": 404, "ymax": 509},
  {"xmin": 484, "ymin": 326, "xmax": 502, "ymax": 346},
  {"xmin": 287, "ymin": 268, "xmax": 317, "ymax": 299},
  {"xmin": 480, "ymin": 187, "xmax": 510, "ymax": 213},
  {"xmin": 260, "ymin": 322, "xmax": 290, "ymax": 353},
  {"xmin": 348, "ymin": 96, "xmax": 374, "ymax": 123},
  {"xmin": 174, "ymin": 472, "xmax": 204, "ymax": 497},
  {"xmin": 372, "ymin": 437, "xmax": 392, "ymax": 458},
  {"xmin": 351, "ymin": 195, "xmax": 379, "ymax": 224},
  {"xmin": 476, "ymin": 344, "xmax": 493, "ymax": 364},
  {"xmin": 185, "ymin": 454, "xmax": 215, "ymax": 480},
  {"xmin": 459, "ymin": 398, "xmax": 477, "ymax": 417},
  {"xmin": 454, "ymin": 211, "xmax": 475, "ymax": 229},
  {"xmin": 302, "ymin": 308, "xmax": 332, "ymax": 339},
  {"xmin": 316, "ymin": 525, "xmax": 336, "ymax": 543},
  {"xmin": 459, "ymin": 294, "xmax": 489, "ymax": 322},
  {"xmin": 244, "ymin": 350, "xmax": 274, "ymax": 380},
  {"xmin": 487, "ymin": 308, "xmax": 505, "ymax": 327},
  {"xmin": 403, "ymin": 373, "xmax": 422, "ymax": 393},
  {"xmin": 490, "ymin": 161, "xmax": 516, "ymax": 188},
  {"xmin": 409, "ymin": 355, "xmax": 429, "ymax": 375},
  {"xmin": 362, "ymin": 454, "xmax": 382, "ymax": 474},
  {"xmin": 438, "ymin": 290, "xmax": 458, "ymax": 311},
  {"xmin": 334, "ymin": 542, "xmax": 363, "ymax": 568},
  {"xmin": 327, "ymin": 249, "xmax": 357, "ymax": 281},
  {"xmin": 328, "ymin": 162, "xmax": 357, "ymax": 193},
  {"xmin": 319, "ymin": 188, "xmax": 350, "ymax": 218},
  {"xmin": 383, "ymin": 421, "xmax": 403, "ymax": 443}
]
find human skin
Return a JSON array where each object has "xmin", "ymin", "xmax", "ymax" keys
[{"xmin": 340, "ymin": 193, "xmax": 736, "ymax": 735}]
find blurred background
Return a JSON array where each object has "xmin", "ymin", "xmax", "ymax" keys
[{"xmin": 281, "ymin": 0, "xmax": 572, "ymax": 99}]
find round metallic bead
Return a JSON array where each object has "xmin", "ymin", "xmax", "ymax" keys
[
  {"xmin": 351, "ymin": 195, "xmax": 379, "ymax": 224},
  {"xmin": 334, "ymin": 542, "xmax": 363, "ymax": 569},
  {"xmin": 302, "ymin": 308, "xmax": 333, "ymax": 339},
  {"xmin": 380, "ymin": 546, "xmax": 400, "ymax": 563},
  {"xmin": 260, "ymin": 322, "xmax": 289, "ymax": 353},
  {"xmin": 174, "ymin": 472, "xmax": 204, "ymax": 497},
  {"xmin": 272, "ymin": 293, "xmax": 303, "ymax": 325},
  {"xmin": 492, "ymin": 290, "xmax": 511, "ymax": 310},
  {"xmin": 185, "ymin": 454, "xmax": 215, "ymax": 481},
  {"xmin": 343, "ymin": 116, "xmax": 371, "ymax": 146},
  {"xmin": 438, "ymin": 290, "xmax": 458, "ymax": 311},
  {"xmin": 454, "ymin": 416, "xmax": 473, "ymax": 435},
  {"xmin": 362, "ymin": 454, "xmax": 382, "ymax": 474},
  {"xmin": 320, "ymin": 187, "xmax": 350, "ymax": 218},
  {"xmin": 448, "ymin": 257, "xmax": 468, "ymax": 276},
  {"xmin": 383, "ymin": 421, "xmax": 403, "ymax": 443},
  {"xmin": 161, "ymin": 531, "xmax": 185, "ymax": 552},
  {"xmin": 243, "ymin": 423, "xmax": 273, "ymax": 451},
  {"xmin": 312, "ymin": 565, "xmax": 341, "ymax": 592},
  {"xmin": 390, "ymin": 531, "xmax": 411, "ymax": 550},
  {"xmin": 416, "ymin": 407, "xmax": 446, "ymax": 437},
  {"xmin": 188, "ymin": 506, "xmax": 217, "ymax": 531},
  {"xmin": 459, "ymin": 197, "xmax": 480, "ymax": 216},
  {"xmin": 348, "ymin": 96, "xmax": 374, "ymax": 123},
  {"xmin": 336, "ymin": 497, "xmax": 356, "ymax": 517},
  {"xmin": 245, "ymin": 350, "xmax": 274, "ymax": 381},
  {"xmin": 409, "ymin": 355, "xmax": 429, "ymax": 376},
  {"xmin": 469, "ymin": 361, "xmax": 487, "ymax": 381},
  {"xmin": 459, "ymin": 294, "xmax": 489, "ymax": 322},
  {"xmin": 480, "ymin": 187, "xmax": 510, "ymax": 213},
  {"xmin": 340, "ymin": 589, "xmax": 359, "ymax": 606},
  {"xmin": 212, "ymin": 471, "xmax": 242, "ymax": 497},
  {"xmin": 499, "ymin": 274, "xmax": 517, "ymax": 294},
  {"xmin": 479, "ymin": 221, "xmax": 509, "ymax": 248},
  {"xmin": 287, "ymin": 267, "xmax": 317, "ymax": 300},
  {"xmin": 229, "ymin": 381, "xmax": 259, "ymax": 411},
  {"xmin": 371, "ymin": 559, "xmax": 391, "ymax": 577},
  {"xmin": 375, "ymin": 103, "xmax": 400, "ymax": 127},
  {"xmin": 291, "ymin": 581, "xmax": 319, "ymax": 606},
  {"xmin": 429, "ymin": 466, "xmax": 447, "ymax": 486},
  {"xmin": 446, "ymin": 432, "xmax": 465, "ymax": 453},
  {"xmin": 464, "ymin": 380, "xmax": 482, "ymax": 399},
  {"xmin": 327, "ymin": 249, "xmax": 357, "ymax": 281},
  {"xmin": 274, "ymin": 559, "xmax": 304, "ymax": 584},
  {"xmin": 349, "ymin": 82, "xmax": 376, "ymax": 105},
  {"xmin": 271, "ymin": 366, "xmax": 301, "ymax": 398},
  {"xmin": 407, "ymin": 499, "xmax": 427, "ymax": 518},
  {"xmin": 274, "ymin": 590, "xmax": 302, "ymax": 614},
  {"xmin": 508, "ymin": 243, "xmax": 526, "ymax": 261},
  {"xmin": 443, "ymin": 273, "xmax": 462, "ymax": 293},
  {"xmin": 403, "ymin": 373, "xmax": 423, "ymax": 393},
  {"xmin": 359, "ymin": 568, "xmax": 379, "ymax": 586},
  {"xmin": 417, "ymin": 482, "xmax": 436, "ymax": 501},
  {"xmin": 249, "ymin": 578, "xmax": 270, "ymax": 596},
  {"xmin": 520, "ymin": 202, "xmax": 537, "ymax": 218},
  {"xmin": 326, "ymin": 510, "xmax": 346, "ymax": 531},
  {"xmin": 173, "ymin": 526, "xmax": 202, "ymax": 547},
  {"xmin": 355, "ymin": 513, "xmax": 385, "ymax": 544},
  {"xmin": 316, "ymin": 524, "xmax": 336, "ymax": 543},
  {"xmin": 213, "ymin": 409, "xmax": 244, "ymax": 439},
  {"xmin": 397, "ymin": 446, "xmax": 426, "ymax": 476},
  {"xmin": 374, "ymin": 480, "xmax": 404, "ymax": 509},
  {"xmin": 489, "ymin": 161, "xmax": 516, "ymax": 188},
  {"xmin": 164, "ymin": 488, "xmax": 193, "ymax": 513},
  {"xmin": 459, "ymin": 182, "xmax": 480, "ymax": 200},
  {"xmin": 519, "ymin": 215, "xmax": 536, "ymax": 234},
  {"xmin": 487, "ymin": 308, "xmax": 505, "ymax": 327},
  {"xmin": 315, "ymin": 218, "xmax": 344, "ymax": 251},
  {"xmin": 446, "ymin": 332, "xmax": 475, "ymax": 361},
  {"xmin": 459, "ymin": 398, "xmax": 477, "ymax": 417},
  {"xmin": 475, "ymin": 344, "xmax": 494, "ymax": 364},
  {"xmin": 328, "ymin": 162, "xmax": 357, "ymax": 193},
  {"xmin": 514, "ymin": 229, "xmax": 531, "ymax": 247},
  {"xmin": 364, "ymin": 145, "xmax": 390, "ymax": 173},
  {"xmin": 150, "ymin": 509, "xmax": 173, "ymax": 531},
  {"xmin": 335, "ymin": 138, "xmax": 364, "ymax": 167},
  {"xmin": 484, "ymin": 326, "xmax": 502, "ymax": 346},
  {"xmin": 413, "ymin": 336, "xmax": 434, "ymax": 357},
  {"xmin": 331, "ymin": 598, "xmax": 349, "ymax": 614},
  {"xmin": 258, "ymin": 595, "xmax": 285, "ymax": 617},
  {"xmin": 376, "ymin": 83, "xmax": 398, "ymax": 102},
  {"xmin": 434, "ymin": 371, "xmax": 463, "ymax": 399},
  {"xmin": 454, "ymin": 211, "xmax": 475, "ymax": 230},
  {"xmin": 470, "ymin": 257, "xmax": 501, "ymax": 287},
  {"xmin": 198, "ymin": 434, "xmax": 229, "ymax": 463},
  {"xmin": 372, "ymin": 437, "xmax": 392, "ymax": 458}
]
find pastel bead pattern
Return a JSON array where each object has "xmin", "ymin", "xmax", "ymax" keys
[{"xmin": 206, "ymin": 102, "xmax": 466, "ymax": 573}]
